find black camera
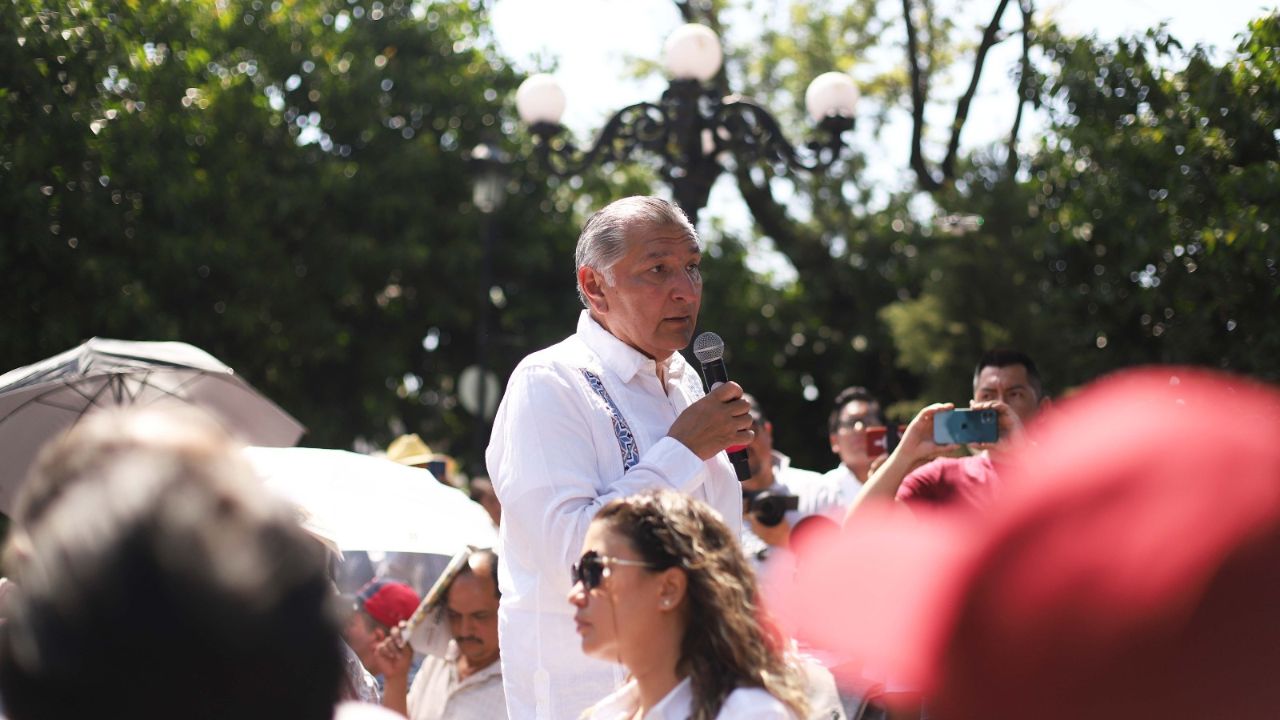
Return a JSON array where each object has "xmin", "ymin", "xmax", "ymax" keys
[{"xmin": 745, "ymin": 490, "xmax": 800, "ymax": 528}]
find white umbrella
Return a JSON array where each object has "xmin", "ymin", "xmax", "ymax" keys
[
  {"xmin": 245, "ymin": 447, "xmax": 496, "ymax": 555},
  {"xmin": 0, "ymin": 338, "xmax": 304, "ymax": 513}
]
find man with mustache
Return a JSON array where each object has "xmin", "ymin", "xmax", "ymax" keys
[
  {"xmin": 379, "ymin": 550, "xmax": 506, "ymax": 719},
  {"xmin": 487, "ymin": 196, "xmax": 751, "ymax": 720}
]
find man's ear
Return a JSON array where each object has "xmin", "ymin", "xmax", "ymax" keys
[
  {"xmin": 578, "ymin": 266, "xmax": 609, "ymax": 313},
  {"xmin": 829, "ymin": 433, "xmax": 840, "ymax": 454}
]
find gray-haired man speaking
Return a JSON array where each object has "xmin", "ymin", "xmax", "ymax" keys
[{"xmin": 486, "ymin": 196, "xmax": 751, "ymax": 720}]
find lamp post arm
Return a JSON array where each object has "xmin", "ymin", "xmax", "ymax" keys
[
  {"xmin": 712, "ymin": 96, "xmax": 850, "ymax": 173},
  {"xmin": 533, "ymin": 101, "xmax": 668, "ymax": 178}
]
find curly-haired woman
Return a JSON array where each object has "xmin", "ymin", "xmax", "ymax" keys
[{"xmin": 568, "ymin": 489, "xmax": 808, "ymax": 720}]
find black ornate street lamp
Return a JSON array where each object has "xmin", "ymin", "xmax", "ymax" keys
[
  {"xmin": 514, "ymin": 23, "xmax": 859, "ymax": 224},
  {"xmin": 467, "ymin": 142, "xmax": 507, "ymax": 469}
]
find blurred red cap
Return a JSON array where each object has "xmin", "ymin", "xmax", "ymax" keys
[
  {"xmin": 779, "ymin": 367, "xmax": 1280, "ymax": 720},
  {"xmin": 355, "ymin": 579, "xmax": 420, "ymax": 629}
]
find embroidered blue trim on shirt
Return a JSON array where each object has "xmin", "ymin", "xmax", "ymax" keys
[{"xmin": 580, "ymin": 369, "xmax": 640, "ymax": 472}]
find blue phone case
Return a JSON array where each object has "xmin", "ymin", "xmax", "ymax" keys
[{"xmin": 933, "ymin": 408, "xmax": 999, "ymax": 444}]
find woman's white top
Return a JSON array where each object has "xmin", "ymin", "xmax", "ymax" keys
[{"xmin": 583, "ymin": 677, "xmax": 797, "ymax": 720}]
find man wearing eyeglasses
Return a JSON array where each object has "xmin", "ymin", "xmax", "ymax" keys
[
  {"xmin": 822, "ymin": 386, "xmax": 888, "ymax": 509},
  {"xmin": 485, "ymin": 197, "xmax": 751, "ymax": 720}
]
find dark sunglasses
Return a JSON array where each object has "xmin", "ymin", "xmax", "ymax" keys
[{"xmin": 570, "ymin": 550, "xmax": 658, "ymax": 590}]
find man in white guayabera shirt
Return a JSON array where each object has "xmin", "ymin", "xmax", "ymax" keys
[{"xmin": 486, "ymin": 196, "xmax": 751, "ymax": 720}]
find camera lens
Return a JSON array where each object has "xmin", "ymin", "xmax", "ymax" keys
[
  {"xmin": 754, "ymin": 496, "xmax": 785, "ymax": 527},
  {"xmin": 750, "ymin": 493, "xmax": 800, "ymax": 527}
]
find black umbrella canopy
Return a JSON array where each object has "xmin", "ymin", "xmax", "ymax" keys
[{"xmin": 0, "ymin": 338, "xmax": 305, "ymax": 514}]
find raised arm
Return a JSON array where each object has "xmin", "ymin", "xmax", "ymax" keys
[{"xmin": 843, "ymin": 403, "xmax": 959, "ymax": 526}]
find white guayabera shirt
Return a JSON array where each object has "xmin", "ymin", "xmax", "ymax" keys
[{"xmin": 487, "ymin": 311, "xmax": 743, "ymax": 720}]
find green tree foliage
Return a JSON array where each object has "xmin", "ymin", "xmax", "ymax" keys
[
  {"xmin": 0, "ymin": 0, "xmax": 585, "ymax": 466},
  {"xmin": 5, "ymin": 0, "xmax": 1276, "ymax": 477},
  {"xmin": 682, "ymin": 3, "xmax": 1279, "ymax": 467},
  {"xmin": 880, "ymin": 16, "xmax": 1280, "ymax": 405}
]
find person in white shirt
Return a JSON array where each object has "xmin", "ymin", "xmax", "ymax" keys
[
  {"xmin": 820, "ymin": 387, "xmax": 887, "ymax": 509},
  {"xmin": 378, "ymin": 550, "xmax": 507, "ymax": 720},
  {"xmin": 486, "ymin": 196, "xmax": 753, "ymax": 720},
  {"xmin": 569, "ymin": 490, "xmax": 807, "ymax": 720}
]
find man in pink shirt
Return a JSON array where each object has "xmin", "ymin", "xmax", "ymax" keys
[{"xmin": 845, "ymin": 349, "xmax": 1049, "ymax": 521}]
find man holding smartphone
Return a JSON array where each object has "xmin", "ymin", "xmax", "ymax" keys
[
  {"xmin": 844, "ymin": 349, "xmax": 1049, "ymax": 522},
  {"xmin": 822, "ymin": 386, "xmax": 888, "ymax": 508}
]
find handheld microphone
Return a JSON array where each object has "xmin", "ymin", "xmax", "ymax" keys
[{"xmin": 692, "ymin": 332, "xmax": 752, "ymax": 482}]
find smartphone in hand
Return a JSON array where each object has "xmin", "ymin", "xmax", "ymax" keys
[
  {"xmin": 933, "ymin": 408, "xmax": 999, "ymax": 445},
  {"xmin": 865, "ymin": 425, "xmax": 908, "ymax": 455}
]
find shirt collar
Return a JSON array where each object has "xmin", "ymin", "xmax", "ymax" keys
[
  {"xmin": 590, "ymin": 677, "xmax": 694, "ymax": 720},
  {"xmin": 772, "ymin": 450, "xmax": 792, "ymax": 473},
  {"xmin": 577, "ymin": 310, "xmax": 689, "ymax": 384},
  {"xmin": 649, "ymin": 677, "xmax": 695, "ymax": 719}
]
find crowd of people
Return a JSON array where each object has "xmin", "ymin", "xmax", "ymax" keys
[{"xmin": 0, "ymin": 195, "xmax": 1276, "ymax": 720}]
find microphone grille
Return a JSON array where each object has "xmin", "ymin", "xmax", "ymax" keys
[{"xmin": 692, "ymin": 332, "xmax": 724, "ymax": 363}]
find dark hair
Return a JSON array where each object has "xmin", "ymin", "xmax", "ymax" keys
[
  {"xmin": 827, "ymin": 386, "xmax": 884, "ymax": 433},
  {"xmin": 595, "ymin": 490, "xmax": 807, "ymax": 720},
  {"xmin": 0, "ymin": 409, "xmax": 344, "ymax": 720},
  {"xmin": 974, "ymin": 349, "xmax": 1044, "ymax": 399}
]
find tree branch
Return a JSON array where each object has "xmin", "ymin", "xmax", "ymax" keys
[
  {"xmin": 902, "ymin": 0, "xmax": 941, "ymax": 191},
  {"xmin": 734, "ymin": 165, "xmax": 791, "ymax": 241},
  {"xmin": 904, "ymin": 0, "xmax": 1016, "ymax": 191},
  {"xmin": 940, "ymin": 0, "xmax": 1013, "ymax": 179},
  {"xmin": 1006, "ymin": 0, "xmax": 1034, "ymax": 176}
]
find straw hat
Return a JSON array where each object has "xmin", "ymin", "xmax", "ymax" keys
[{"xmin": 386, "ymin": 433, "xmax": 433, "ymax": 467}]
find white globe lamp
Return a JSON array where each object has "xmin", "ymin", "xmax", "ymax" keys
[
  {"xmin": 662, "ymin": 24, "xmax": 723, "ymax": 82},
  {"xmin": 804, "ymin": 71, "xmax": 859, "ymax": 122},
  {"xmin": 516, "ymin": 74, "xmax": 567, "ymax": 126}
]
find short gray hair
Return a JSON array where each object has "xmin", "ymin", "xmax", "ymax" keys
[{"xmin": 574, "ymin": 196, "xmax": 699, "ymax": 307}]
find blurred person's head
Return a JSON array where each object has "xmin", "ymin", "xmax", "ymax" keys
[
  {"xmin": 781, "ymin": 367, "xmax": 1280, "ymax": 720},
  {"xmin": 973, "ymin": 349, "xmax": 1047, "ymax": 423},
  {"xmin": 4, "ymin": 405, "xmax": 245, "ymax": 567},
  {"xmin": 568, "ymin": 490, "xmax": 807, "ymax": 720},
  {"xmin": 575, "ymin": 196, "xmax": 702, "ymax": 361},
  {"xmin": 827, "ymin": 386, "xmax": 885, "ymax": 478},
  {"xmin": 346, "ymin": 579, "xmax": 420, "ymax": 671},
  {"xmin": 789, "ymin": 515, "xmax": 840, "ymax": 558},
  {"xmin": 445, "ymin": 549, "xmax": 501, "ymax": 670},
  {"xmin": 468, "ymin": 476, "xmax": 502, "ymax": 527},
  {"xmin": 740, "ymin": 393, "xmax": 775, "ymax": 492},
  {"xmin": 0, "ymin": 407, "xmax": 344, "ymax": 720}
]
